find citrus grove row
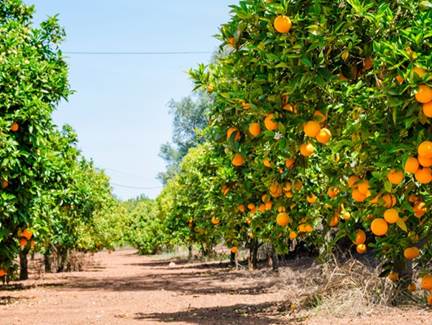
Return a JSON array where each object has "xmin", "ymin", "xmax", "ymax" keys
[
  {"xmin": 154, "ymin": 0, "xmax": 432, "ymax": 304},
  {"xmin": 0, "ymin": 0, "xmax": 144, "ymax": 280}
]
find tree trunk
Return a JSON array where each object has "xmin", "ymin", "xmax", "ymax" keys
[
  {"xmin": 19, "ymin": 250, "xmax": 29, "ymax": 280},
  {"xmin": 57, "ymin": 249, "xmax": 68, "ymax": 273},
  {"xmin": 187, "ymin": 245, "xmax": 193, "ymax": 260},
  {"xmin": 271, "ymin": 245, "xmax": 279, "ymax": 271},
  {"xmin": 248, "ymin": 240, "xmax": 259, "ymax": 270},
  {"xmin": 44, "ymin": 251, "xmax": 52, "ymax": 273}
]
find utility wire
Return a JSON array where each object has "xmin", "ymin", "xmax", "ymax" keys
[
  {"xmin": 111, "ymin": 182, "xmax": 163, "ymax": 190},
  {"xmin": 64, "ymin": 50, "xmax": 212, "ymax": 56}
]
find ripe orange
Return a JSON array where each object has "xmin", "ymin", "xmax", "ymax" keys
[
  {"xmin": 316, "ymin": 128, "xmax": 332, "ymax": 144},
  {"xmin": 1, "ymin": 180, "xmax": 9, "ymax": 189},
  {"xmin": 247, "ymin": 203, "xmax": 256, "ymax": 211},
  {"xmin": 306, "ymin": 194, "xmax": 317, "ymax": 204},
  {"xmin": 329, "ymin": 214, "xmax": 339, "ymax": 227},
  {"xmin": 418, "ymin": 155, "xmax": 432, "ymax": 167},
  {"xmin": 263, "ymin": 159, "xmax": 272, "ymax": 168},
  {"xmin": 283, "ymin": 181, "xmax": 292, "ymax": 192},
  {"xmin": 327, "ymin": 186, "xmax": 340, "ymax": 198},
  {"xmin": 413, "ymin": 66, "xmax": 427, "ymax": 78},
  {"xmin": 207, "ymin": 84, "xmax": 214, "ymax": 93},
  {"xmin": 22, "ymin": 229, "xmax": 33, "ymax": 240},
  {"xmin": 348, "ymin": 175, "xmax": 360, "ymax": 188},
  {"xmin": 356, "ymin": 244, "xmax": 367, "ymax": 254},
  {"xmin": 265, "ymin": 201, "xmax": 272, "ymax": 211},
  {"xmin": 0, "ymin": 268, "xmax": 6, "ymax": 277},
  {"xmin": 303, "ymin": 121, "xmax": 321, "ymax": 137},
  {"xmin": 300, "ymin": 143, "xmax": 315, "ymax": 157},
  {"xmin": 294, "ymin": 180, "xmax": 303, "ymax": 191},
  {"xmin": 395, "ymin": 75, "xmax": 404, "ymax": 84},
  {"xmin": 404, "ymin": 157, "xmax": 419, "ymax": 173},
  {"xmin": 249, "ymin": 122, "xmax": 261, "ymax": 137},
  {"xmin": 285, "ymin": 191, "xmax": 293, "ymax": 198},
  {"xmin": 415, "ymin": 167, "xmax": 432, "ymax": 184},
  {"xmin": 304, "ymin": 224, "xmax": 313, "ymax": 233},
  {"xmin": 232, "ymin": 154, "xmax": 245, "ymax": 167},
  {"xmin": 211, "ymin": 217, "xmax": 220, "ymax": 225},
  {"xmin": 227, "ymin": 127, "xmax": 241, "ymax": 141},
  {"xmin": 269, "ymin": 182, "xmax": 283, "ymax": 198},
  {"xmin": 228, "ymin": 37, "xmax": 236, "ymax": 47},
  {"xmin": 230, "ymin": 246, "xmax": 238, "ymax": 254},
  {"xmin": 427, "ymin": 295, "xmax": 432, "ymax": 305},
  {"xmin": 413, "ymin": 202, "xmax": 427, "ymax": 218},
  {"xmin": 19, "ymin": 238, "xmax": 27, "ymax": 249},
  {"xmin": 241, "ymin": 101, "xmax": 251, "ymax": 110},
  {"xmin": 371, "ymin": 218, "xmax": 388, "ymax": 236},
  {"xmin": 289, "ymin": 231, "xmax": 297, "ymax": 240},
  {"xmin": 10, "ymin": 122, "xmax": 19, "ymax": 132},
  {"xmin": 258, "ymin": 204, "xmax": 266, "ymax": 213},
  {"xmin": 418, "ymin": 141, "xmax": 432, "ymax": 158},
  {"xmin": 357, "ymin": 180, "xmax": 369, "ymax": 195},
  {"xmin": 387, "ymin": 169, "xmax": 404, "ymax": 185},
  {"xmin": 285, "ymin": 158, "xmax": 295, "ymax": 169},
  {"xmin": 421, "ymin": 274, "xmax": 432, "ymax": 290},
  {"xmin": 352, "ymin": 189, "xmax": 367, "ymax": 202},
  {"xmin": 313, "ymin": 111, "xmax": 327, "ymax": 123},
  {"xmin": 354, "ymin": 229, "xmax": 366, "ymax": 245},
  {"xmin": 384, "ymin": 208, "xmax": 399, "ymax": 224},
  {"xmin": 222, "ymin": 185, "xmax": 230, "ymax": 196},
  {"xmin": 264, "ymin": 113, "xmax": 278, "ymax": 131},
  {"xmin": 423, "ymin": 101, "xmax": 432, "ymax": 118},
  {"xmin": 382, "ymin": 193, "xmax": 397, "ymax": 208},
  {"xmin": 238, "ymin": 204, "xmax": 246, "ymax": 213},
  {"xmin": 416, "ymin": 85, "xmax": 432, "ymax": 103},
  {"xmin": 276, "ymin": 212, "xmax": 290, "ymax": 227},
  {"xmin": 273, "ymin": 15, "xmax": 292, "ymax": 33},
  {"xmin": 404, "ymin": 247, "xmax": 420, "ymax": 260},
  {"xmin": 388, "ymin": 271, "xmax": 399, "ymax": 282}
]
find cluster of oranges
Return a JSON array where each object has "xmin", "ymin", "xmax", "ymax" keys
[
  {"xmin": 18, "ymin": 228, "xmax": 35, "ymax": 250},
  {"xmin": 301, "ymin": 112, "xmax": 331, "ymax": 157}
]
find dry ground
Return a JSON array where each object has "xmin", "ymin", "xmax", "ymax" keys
[{"xmin": 0, "ymin": 249, "xmax": 430, "ymax": 325}]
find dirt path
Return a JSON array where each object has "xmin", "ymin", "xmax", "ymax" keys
[{"xmin": 0, "ymin": 249, "xmax": 430, "ymax": 325}]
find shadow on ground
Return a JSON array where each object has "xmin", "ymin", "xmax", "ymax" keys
[{"xmin": 133, "ymin": 301, "xmax": 292, "ymax": 324}]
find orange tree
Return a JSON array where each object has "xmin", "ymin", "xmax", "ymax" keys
[{"xmin": 191, "ymin": 0, "xmax": 432, "ymax": 298}]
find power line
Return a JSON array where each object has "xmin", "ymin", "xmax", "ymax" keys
[
  {"xmin": 111, "ymin": 182, "xmax": 163, "ymax": 190},
  {"xmin": 64, "ymin": 50, "xmax": 212, "ymax": 56}
]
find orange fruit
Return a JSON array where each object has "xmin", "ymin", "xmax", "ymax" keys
[
  {"xmin": 294, "ymin": 180, "xmax": 303, "ymax": 191},
  {"xmin": 276, "ymin": 212, "xmax": 290, "ymax": 227},
  {"xmin": 285, "ymin": 191, "xmax": 293, "ymax": 198},
  {"xmin": 348, "ymin": 176, "xmax": 360, "ymax": 188},
  {"xmin": 352, "ymin": 189, "xmax": 367, "ymax": 202},
  {"xmin": 289, "ymin": 231, "xmax": 297, "ymax": 240},
  {"xmin": 354, "ymin": 229, "xmax": 366, "ymax": 245},
  {"xmin": 19, "ymin": 238, "xmax": 27, "ymax": 249},
  {"xmin": 342, "ymin": 211, "xmax": 351, "ymax": 220},
  {"xmin": 300, "ymin": 143, "xmax": 315, "ymax": 157},
  {"xmin": 0, "ymin": 268, "xmax": 6, "ymax": 277},
  {"xmin": 413, "ymin": 66, "xmax": 427, "ymax": 78},
  {"xmin": 382, "ymin": 193, "xmax": 397, "ymax": 208},
  {"xmin": 396, "ymin": 75, "xmax": 404, "ymax": 84},
  {"xmin": 258, "ymin": 204, "xmax": 266, "ymax": 213},
  {"xmin": 306, "ymin": 194, "xmax": 317, "ymax": 204},
  {"xmin": 357, "ymin": 180, "xmax": 369, "ymax": 195},
  {"xmin": 273, "ymin": 15, "xmax": 292, "ymax": 33},
  {"xmin": 423, "ymin": 101, "xmax": 432, "ymax": 118},
  {"xmin": 304, "ymin": 224, "xmax": 313, "ymax": 233},
  {"xmin": 1, "ymin": 180, "xmax": 9, "ymax": 189},
  {"xmin": 329, "ymin": 214, "xmax": 339, "ymax": 227},
  {"xmin": 418, "ymin": 155, "xmax": 432, "ymax": 167},
  {"xmin": 230, "ymin": 246, "xmax": 238, "ymax": 254},
  {"xmin": 285, "ymin": 158, "xmax": 295, "ymax": 169},
  {"xmin": 356, "ymin": 244, "xmax": 367, "ymax": 254},
  {"xmin": 10, "ymin": 122, "xmax": 19, "ymax": 132},
  {"xmin": 383, "ymin": 208, "xmax": 399, "ymax": 224},
  {"xmin": 415, "ymin": 84, "xmax": 432, "ymax": 104},
  {"xmin": 269, "ymin": 182, "xmax": 283, "ymax": 198},
  {"xmin": 265, "ymin": 201, "xmax": 273, "ymax": 211},
  {"xmin": 238, "ymin": 204, "xmax": 246, "ymax": 213},
  {"xmin": 263, "ymin": 159, "xmax": 272, "ymax": 168},
  {"xmin": 427, "ymin": 295, "xmax": 432, "ymax": 305},
  {"xmin": 327, "ymin": 187, "xmax": 340, "ymax": 198},
  {"xmin": 387, "ymin": 170, "xmax": 404, "ymax": 185},
  {"xmin": 404, "ymin": 157, "xmax": 419, "ymax": 173},
  {"xmin": 228, "ymin": 37, "xmax": 235, "ymax": 47},
  {"xmin": 262, "ymin": 194, "xmax": 270, "ymax": 203},
  {"xmin": 403, "ymin": 247, "xmax": 420, "ymax": 260},
  {"xmin": 22, "ymin": 229, "xmax": 33, "ymax": 240},
  {"xmin": 316, "ymin": 128, "xmax": 332, "ymax": 144},
  {"xmin": 413, "ymin": 202, "xmax": 427, "ymax": 218},
  {"xmin": 232, "ymin": 154, "xmax": 245, "ymax": 167},
  {"xmin": 303, "ymin": 121, "xmax": 321, "ymax": 137},
  {"xmin": 388, "ymin": 271, "xmax": 399, "ymax": 282},
  {"xmin": 418, "ymin": 141, "xmax": 432, "ymax": 158},
  {"xmin": 363, "ymin": 57, "xmax": 373, "ymax": 70},
  {"xmin": 408, "ymin": 194, "xmax": 419, "ymax": 203},
  {"xmin": 207, "ymin": 84, "xmax": 214, "ymax": 93},
  {"xmin": 313, "ymin": 111, "xmax": 327, "ymax": 123},
  {"xmin": 371, "ymin": 218, "xmax": 388, "ymax": 236},
  {"xmin": 283, "ymin": 181, "xmax": 292, "ymax": 192},
  {"xmin": 421, "ymin": 274, "xmax": 432, "ymax": 290},
  {"xmin": 221, "ymin": 185, "xmax": 230, "ymax": 196},
  {"xmin": 249, "ymin": 123, "xmax": 261, "ymax": 137},
  {"xmin": 247, "ymin": 203, "xmax": 256, "ymax": 211},
  {"xmin": 264, "ymin": 113, "xmax": 278, "ymax": 131},
  {"xmin": 241, "ymin": 101, "xmax": 251, "ymax": 110},
  {"xmin": 227, "ymin": 127, "xmax": 241, "ymax": 141},
  {"xmin": 211, "ymin": 217, "xmax": 220, "ymax": 225},
  {"xmin": 415, "ymin": 167, "xmax": 432, "ymax": 184}
]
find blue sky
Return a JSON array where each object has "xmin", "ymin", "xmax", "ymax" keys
[{"xmin": 25, "ymin": 0, "xmax": 237, "ymax": 200}]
